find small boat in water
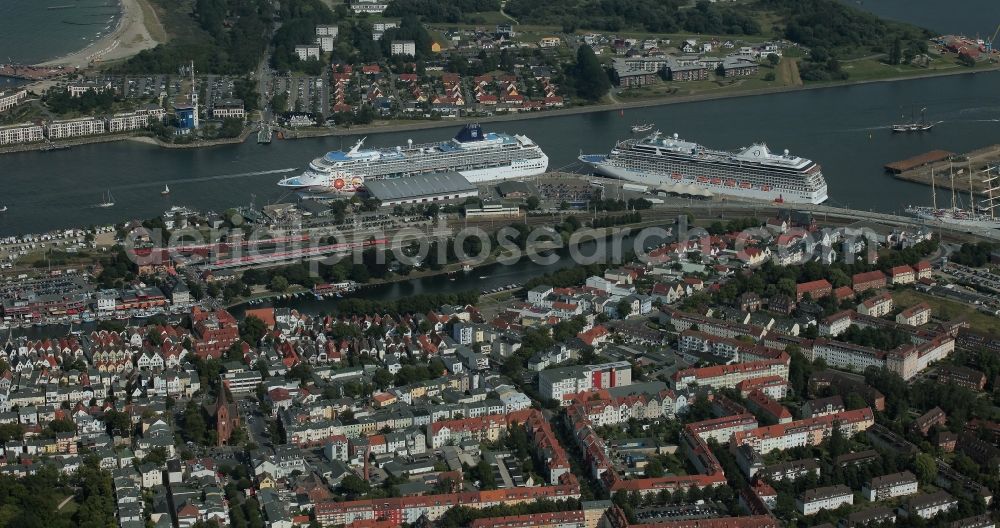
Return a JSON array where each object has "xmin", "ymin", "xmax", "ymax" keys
[
  {"xmin": 97, "ymin": 190, "xmax": 115, "ymax": 208},
  {"xmin": 0, "ymin": 206, "xmax": 7, "ymax": 213},
  {"xmin": 631, "ymin": 123, "xmax": 654, "ymax": 133},
  {"xmin": 161, "ymin": 184, "xmax": 170, "ymax": 196}
]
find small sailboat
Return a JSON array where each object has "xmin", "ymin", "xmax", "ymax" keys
[
  {"xmin": 97, "ymin": 190, "xmax": 115, "ymax": 208},
  {"xmin": 161, "ymin": 184, "xmax": 170, "ymax": 196},
  {"xmin": 0, "ymin": 206, "xmax": 7, "ymax": 213}
]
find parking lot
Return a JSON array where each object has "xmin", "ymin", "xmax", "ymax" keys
[{"xmin": 269, "ymin": 73, "xmax": 328, "ymax": 116}]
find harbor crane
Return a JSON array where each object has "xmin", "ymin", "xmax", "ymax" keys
[{"xmin": 988, "ymin": 23, "xmax": 1000, "ymax": 60}]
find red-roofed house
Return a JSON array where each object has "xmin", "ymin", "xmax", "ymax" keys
[
  {"xmin": 833, "ymin": 286, "xmax": 855, "ymax": 303},
  {"xmin": 796, "ymin": 279, "xmax": 832, "ymax": 301},
  {"xmin": 852, "ymin": 271, "xmax": 886, "ymax": 293},
  {"xmin": 896, "ymin": 303, "xmax": 931, "ymax": 326},
  {"xmin": 857, "ymin": 291, "xmax": 893, "ymax": 317},
  {"xmin": 889, "ymin": 265, "xmax": 915, "ymax": 285},
  {"xmin": 914, "ymin": 261, "xmax": 932, "ymax": 280}
]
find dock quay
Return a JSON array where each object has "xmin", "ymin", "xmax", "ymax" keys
[
  {"xmin": 884, "ymin": 150, "xmax": 955, "ymax": 174},
  {"xmin": 0, "ymin": 63, "xmax": 75, "ymax": 81},
  {"xmin": 888, "ymin": 144, "xmax": 1000, "ymax": 193}
]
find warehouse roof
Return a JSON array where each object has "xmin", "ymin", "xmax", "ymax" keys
[{"xmin": 364, "ymin": 172, "xmax": 476, "ymax": 201}]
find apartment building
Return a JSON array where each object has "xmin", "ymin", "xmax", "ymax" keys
[
  {"xmin": 538, "ymin": 362, "xmax": 632, "ymax": 403},
  {"xmin": 896, "ymin": 303, "xmax": 931, "ymax": 326},
  {"xmin": 0, "ymin": 122, "xmax": 44, "ymax": 145},
  {"xmin": 797, "ymin": 485, "xmax": 853, "ymax": 515},
  {"xmin": 671, "ymin": 356, "xmax": 789, "ymax": 392},
  {"xmin": 105, "ymin": 112, "xmax": 149, "ymax": 133},
  {"xmin": 211, "ymin": 99, "xmax": 245, "ymax": 119},
  {"xmin": 857, "ymin": 291, "xmax": 893, "ymax": 317},
  {"xmin": 0, "ymin": 89, "xmax": 27, "ymax": 112},
  {"xmin": 731, "ymin": 408, "xmax": 874, "ymax": 454},
  {"xmin": 863, "ymin": 471, "xmax": 918, "ymax": 501},
  {"xmin": 391, "ymin": 40, "xmax": 416, "ymax": 57},
  {"xmin": 902, "ymin": 491, "xmax": 957, "ymax": 519},
  {"xmin": 46, "ymin": 117, "xmax": 105, "ymax": 139}
]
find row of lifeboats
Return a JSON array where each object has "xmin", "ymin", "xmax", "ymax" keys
[{"xmin": 669, "ymin": 172, "xmax": 772, "ymax": 192}]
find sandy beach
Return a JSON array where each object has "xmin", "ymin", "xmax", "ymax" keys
[{"xmin": 38, "ymin": 0, "xmax": 164, "ymax": 69}]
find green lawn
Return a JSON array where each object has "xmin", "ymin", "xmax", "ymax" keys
[{"xmin": 893, "ymin": 288, "xmax": 1000, "ymax": 335}]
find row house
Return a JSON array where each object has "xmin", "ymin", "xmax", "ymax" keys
[
  {"xmin": 670, "ymin": 355, "xmax": 789, "ymax": 392},
  {"xmin": 731, "ymin": 407, "xmax": 875, "ymax": 454},
  {"xmin": 896, "ymin": 303, "xmax": 931, "ymax": 326},
  {"xmin": 853, "ymin": 270, "xmax": 887, "ymax": 293},
  {"xmin": 857, "ymin": 291, "xmax": 893, "ymax": 317},
  {"xmin": 863, "ymin": 471, "xmax": 919, "ymax": 501}
]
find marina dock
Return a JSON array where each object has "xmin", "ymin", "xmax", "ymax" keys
[
  {"xmin": 884, "ymin": 150, "xmax": 955, "ymax": 174},
  {"xmin": 888, "ymin": 144, "xmax": 1000, "ymax": 193}
]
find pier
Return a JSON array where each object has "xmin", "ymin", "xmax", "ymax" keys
[
  {"xmin": 257, "ymin": 123, "xmax": 272, "ymax": 144},
  {"xmin": 888, "ymin": 144, "xmax": 1000, "ymax": 194},
  {"xmin": 884, "ymin": 150, "xmax": 955, "ymax": 174},
  {"xmin": 0, "ymin": 63, "xmax": 75, "ymax": 81}
]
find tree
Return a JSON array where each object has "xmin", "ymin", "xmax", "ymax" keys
[
  {"xmin": 828, "ymin": 421, "xmax": 849, "ymax": 458},
  {"xmin": 525, "ymin": 196, "xmax": 541, "ymax": 210},
  {"xmin": 240, "ymin": 315, "xmax": 267, "ymax": 345},
  {"xmin": 645, "ymin": 458, "xmax": 664, "ymax": 478},
  {"xmin": 338, "ymin": 474, "xmax": 371, "ymax": 498},
  {"xmin": 571, "ymin": 45, "xmax": 610, "ymax": 101},
  {"xmin": 913, "ymin": 453, "xmax": 937, "ymax": 485},
  {"xmin": 767, "ymin": 53, "xmax": 780, "ymax": 66},
  {"xmin": 844, "ymin": 392, "xmax": 867, "ymax": 410},
  {"xmin": 373, "ymin": 368, "xmax": 394, "ymax": 390},
  {"xmin": 889, "ymin": 37, "xmax": 903, "ymax": 65},
  {"xmin": 269, "ymin": 275, "xmax": 289, "ymax": 292}
]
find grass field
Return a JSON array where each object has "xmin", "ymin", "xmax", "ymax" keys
[{"xmin": 893, "ymin": 288, "xmax": 1000, "ymax": 335}]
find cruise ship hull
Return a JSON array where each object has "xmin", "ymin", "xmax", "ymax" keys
[
  {"xmin": 278, "ymin": 124, "xmax": 549, "ymax": 193},
  {"xmin": 277, "ymin": 155, "xmax": 549, "ymax": 191},
  {"xmin": 583, "ymin": 158, "xmax": 829, "ymax": 205}
]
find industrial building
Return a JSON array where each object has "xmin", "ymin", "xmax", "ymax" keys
[{"xmin": 363, "ymin": 172, "xmax": 478, "ymax": 206}]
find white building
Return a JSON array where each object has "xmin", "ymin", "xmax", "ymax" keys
[
  {"xmin": 316, "ymin": 35, "xmax": 336, "ymax": 53},
  {"xmin": 46, "ymin": 117, "xmax": 105, "ymax": 139},
  {"xmin": 538, "ymin": 361, "xmax": 631, "ymax": 403},
  {"xmin": 903, "ymin": 491, "xmax": 957, "ymax": 520},
  {"xmin": 857, "ymin": 292, "xmax": 893, "ymax": 317},
  {"xmin": 373, "ymin": 21, "xmax": 399, "ymax": 32},
  {"xmin": 67, "ymin": 81, "xmax": 111, "ymax": 98},
  {"xmin": 105, "ymin": 112, "xmax": 149, "ymax": 133},
  {"xmin": 797, "ymin": 485, "xmax": 853, "ymax": 515},
  {"xmin": 0, "ymin": 89, "xmax": 27, "ymax": 112},
  {"xmin": 211, "ymin": 98, "xmax": 245, "ymax": 120},
  {"xmin": 864, "ymin": 471, "xmax": 918, "ymax": 501},
  {"xmin": 896, "ymin": 303, "xmax": 931, "ymax": 326},
  {"xmin": 391, "ymin": 40, "xmax": 416, "ymax": 57},
  {"xmin": 294, "ymin": 45, "xmax": 321, "ymax": 61},
  {"xmin": 136, "ymin": 104, "xmax": 167, "ymax": 122},
  {"xmin": 316, "ymin": 24, "xmax": 339, "ymax": 37},
  {"xmin": 0, "ymin": 122, "xmax": 44, "ymax": 145},
  {"xmin": 351, "ymin": 0, "xmax": 389, "ymax": 14}
]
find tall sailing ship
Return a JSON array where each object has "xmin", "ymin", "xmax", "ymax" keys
[
  {"xmin": 905, "ymin": 164, "xmax": 1000, "ymax": 229},
  {"xmin": 277, "ymin": 124, "xmax": 548, "ymax": 192},
  {"xmin": 580, "ymin": 131, "xmax": 829, "ymax": 204},
  {"xmin": 891, "ymin": 107, "xmax": 933, "ymax": 133}
]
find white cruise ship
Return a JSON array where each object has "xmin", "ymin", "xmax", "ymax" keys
[
  {"xmin": 580, "ymin": 131, "xmax": 829, "ymax": 204},
  {"xmin": 278, "ymin": 124, "xmax": 548, "ymax": 192}
]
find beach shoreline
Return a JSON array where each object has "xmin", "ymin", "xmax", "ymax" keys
[{"xmin": 37, "ymin": 0, "xmax": 163, "ymax": 69}]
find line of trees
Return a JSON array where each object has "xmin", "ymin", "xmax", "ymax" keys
[
  {"xmin": 505, "ymin": 0, "xmax": 759, "ymax": 35},
  {"xmin": 121, "ymin": 0, "xmax": 270, "ymax": 74}
]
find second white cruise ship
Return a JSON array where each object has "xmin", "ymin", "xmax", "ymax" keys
[
  {"xmin": 580, "ymin": 131, "xmax": 829, "ymax": 204},
  {"xmin": 278, "ymin": 124, "xmax": 549, "ymax": 192}
]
